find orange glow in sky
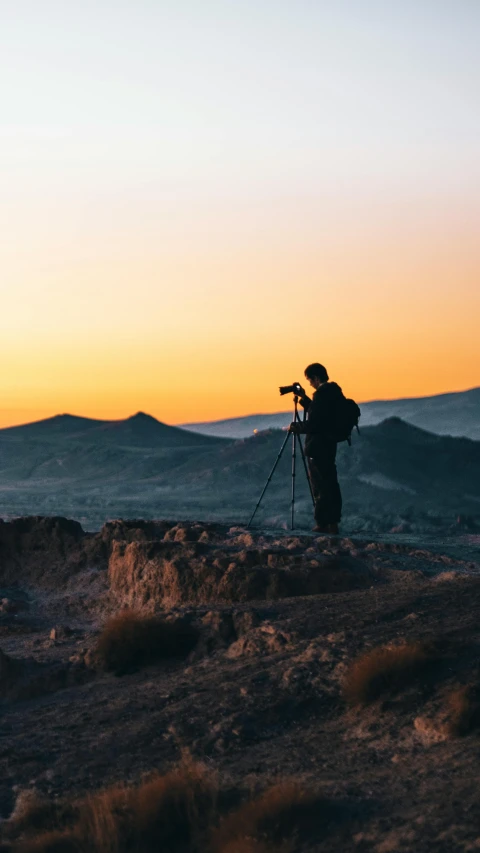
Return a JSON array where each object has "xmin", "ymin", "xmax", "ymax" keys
[{"xmin": 1, "ymin": 3, "xmax": 479, "ymax": 429}]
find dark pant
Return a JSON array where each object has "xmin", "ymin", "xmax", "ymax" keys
[{"xmin": 307, "ymin": 443, "xmax": 342, "ymax": 525}]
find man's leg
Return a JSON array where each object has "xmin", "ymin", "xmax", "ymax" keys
[{"xmin": 308, "ymin": 442, "xmax": 342, "ymax": 527}]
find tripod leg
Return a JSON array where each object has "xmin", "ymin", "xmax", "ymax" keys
[
  {"xmin": 247, "ymin": 430, "xmax": 291, "ymax": 528},
  {"xmin": 291, "ymin": 429, "xmax": 296, "ymax": 529},
  {"xmin": 297, "ymin": 436, "xmax": 315, "ymax": 508},
  {"xmin": 293, "ymin": 395, "xmax": 315, "ymax": 511}
]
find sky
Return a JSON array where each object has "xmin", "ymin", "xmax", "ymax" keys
[{"xmin": 1, "ymin": 0, "xmax": 479, "ymax": 427}]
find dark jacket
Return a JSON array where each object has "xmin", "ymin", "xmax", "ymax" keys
[{"xmin": 298, "ymin": 381, "xmax": 344, "ymax": 456}]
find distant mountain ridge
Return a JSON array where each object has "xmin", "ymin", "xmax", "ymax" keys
[
  {"xmin": 181, "ymin": 386, "xmax": 480, "ymax": 440},
  {"xmin": 1, "ymin": 412, "xmax": 228, "ymax": 449},
  {"xmin": 0, "ymin": 411, "xmax": 479, "ymax": 531}
]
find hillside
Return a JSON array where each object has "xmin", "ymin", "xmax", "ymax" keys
[
  {"xmin": 163, "ymin": 418, "xmax": 480, "ymax": 528},
  {"xmin": 1, "ymin": 412, "xmax": 229, "ymax": 449},
  {"xmin": 181, "ymin": 386, "xmax": 480, "ymax": 440},
  {"xmin": 1, "ymin": 517, "xmax": 480, "ymax": 852},
  {"xmin": 0, "ymin": 414, "xmax": 479, "ymax": 533}
]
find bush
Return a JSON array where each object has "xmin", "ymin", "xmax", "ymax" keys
[
  {"xmin": 14, "ymin": 760, "xmax": 216, "ymax": 853},
  {"xmin": 7, "ymin": 791, "xmax": 77, "ymax": 840},
  {"xmin": 11, "ymin": 766, "xmax": 331, "ymax": 853},
  {"xmin": 344, "ymin": 642, "xmax": 435, "ymax": 706},
  {"xmin": 93, "ymin": 610, "xmax": 198, "ymax": 673},
  {"xmin": 445, "ymin": 683, "xmax": 480, "ymax": 736},
  {"xmin": 211, "ymin": 783, "xmax": 327, "ymax": 852}
]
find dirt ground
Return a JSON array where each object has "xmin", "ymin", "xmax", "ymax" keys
[{"xmin": 1, "ymin": 517, "xmax": 480, "ymax": 851}]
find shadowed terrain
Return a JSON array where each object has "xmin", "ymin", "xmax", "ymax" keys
[{"xmin": 1, "ymin": 517, "xmax": 480, "ymax": 851}]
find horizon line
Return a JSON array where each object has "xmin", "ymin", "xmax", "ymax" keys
[{"xmin": 0, "ymin": 384, "xmax": 478, "ymax": 432}]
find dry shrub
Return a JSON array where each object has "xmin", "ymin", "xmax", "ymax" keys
[
  {"xmin": 344, "ymin": 642, "xmax": 435, "ymax": 706},
  {"xmin": 93, "ymin": 610, "xmax": 198, "ymax": 672},
  {"xmin": 445, "ymin": 684, "xmax": 480, "ymax": 736},
  {"xmin": 8, "ymin": 791, "xmax": 77, "ymax": 840},
  {"xmin": 75, "ymin": 786, "xmax": 129, "ymax": 853},
  {"xmin": 211, "ymin": 783, "xmax": 326, "ymax": 853},
  {"xmin": 13, "ymin": 760, "xmax": 216, "ymax": 853},
  {"xmin": 11, "ymin": 766, "xmax": 326, "ymax": 853},
  {"xmin": 127, "ymin": 761, "xmax": 216, "ymax": 850}
]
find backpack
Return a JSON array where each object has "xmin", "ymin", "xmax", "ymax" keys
[{"xmin": 332, "ymin": 397, "xmax": 361, "ymax": 445}]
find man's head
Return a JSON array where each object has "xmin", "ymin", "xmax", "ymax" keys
[{"xmin": 304, "ymin": 362, "xmax": 329, "ymax": 390}]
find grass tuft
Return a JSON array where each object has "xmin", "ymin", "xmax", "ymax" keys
[
  {"xmin": 445, "ymin": 683, "xmax": 480, "ymax": 736},
  {"xmin": 211, "ymin": 783, "xmax": 327, "ymax": 852},
  {"xmin": 9, "ymin": 765, "xmax": 332, "ymax": 853},
  {"xmin": 93, "ymin": 610, "xmax": 198, "ymax": 673},
  {"xmin": 14, "ymin": 759, "xmax": 215, "ymax": 853},
  {"xmin": 344, "ymin": 641, "xmax": 435, "ymax": 706},
  {"xmin": 8, "ymin": 791, "xmax": 77, "ymax": 841}
]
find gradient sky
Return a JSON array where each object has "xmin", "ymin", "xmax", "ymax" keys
[{"xmin": 1, "ymin": 0, "xmax": 479, "ymax": 427}]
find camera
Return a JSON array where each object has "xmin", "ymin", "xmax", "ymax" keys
[{"xmin": 279, "ymin": 382, "xmax": 304, "ymax": 397}]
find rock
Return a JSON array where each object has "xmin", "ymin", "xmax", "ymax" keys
[
  {"xmin": 226, "ymin": 625, "xmax": 294, "ymax": 658},
  {"xmin": 0, "ymin": 517, "xmax": 91, "ymax": 588},
  {"xmin": 199, "ymin": 611, "xmax": 237, "ymax": 651},
  {"xmin": 231, "ymin": 532, "xmax": 255, "ymax": 547},
  {"xmin": 50, "ymin": 626, "xmax": 73, "ymax": 641},
  {"xmin": 413, "ymin": 715, "xmax": 449, "ymax": 743}
]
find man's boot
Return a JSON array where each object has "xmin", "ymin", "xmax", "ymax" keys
[{"xmin": 328, "ymin": 523, "xmax": 339, "ymax": 535}]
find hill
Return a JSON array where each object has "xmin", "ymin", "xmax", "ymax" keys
[
  {"xmin": 0, "ymin": 413, "xmax": 478, "ymax": 533},
  {"xmin": 1, "ymin": 411, "xmax": 229, "ymax": 449},
  {"xmin": 181, "ymin": 386, "xmax": 480, "ymax": 440},
  {"xmin": 165, "ymin": 418, "xmax": 480, "ymax": 523}
]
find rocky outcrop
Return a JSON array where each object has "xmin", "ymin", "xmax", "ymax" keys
[
  {"xmin": 107, "ymin": 536, "xmax": 374, "ymax": 609},
  {"xmin": 0, "ymin": 516, "xmax": 107, "ymax": 587}
]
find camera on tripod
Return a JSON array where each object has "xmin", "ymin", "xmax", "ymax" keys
[
  {"xmin": 248, "ymin": 383, "xmax": 315, "ymax": 529},
  {"xmin": 279, "ymin": 382, "xmax": 304, "ymax": 396}
]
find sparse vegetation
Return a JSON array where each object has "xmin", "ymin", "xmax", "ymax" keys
[
  {"xmin": 92, "ymin": 610, "xmax": 199, "ymax": 673},
  {"xmin": 211, "ymin": 783, "xmax": 328, "ymax": 852},
  {"xmin": 7, "ymin": 790, "xmax": 77, "ymax": 839},
  {"xmin": 445, "ymin": 683, "xmax": 480, "ymax": 736},
  {"xmin": 344, "ymin": 641, "xmax": 436, "ymax": 706},
  {"xmin": 9, "ymin": 764, "xmax": 327, "ymax": 853},
  {"xmin": 12, "ymin": 760, "xmax": 214, "ymax": 852}
]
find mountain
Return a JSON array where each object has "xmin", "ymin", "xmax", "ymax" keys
[
  {"xmin": 0, "ymin": 412, "xmax": 230, "ymax": 487},
  {"xmin": 181, "ymin": 386, "xmax": 480, "ymax": 440},
  {"xmin": 0, "ymin": 411, "xmax": 478, "ymax": 532},
  {"xmin": 171, "ymin": 417, "xmax": 480, "ymax": 510},
  {"xmin": 1, "ymin": 412, "xmax": 229, "ymax": 449},
  {"xmin": 0, "ymin": 413, "xmax": 108, "ymax": 439}
]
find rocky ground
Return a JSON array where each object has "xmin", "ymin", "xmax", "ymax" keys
[{"xmin": 1, "ymin": 517, "xmax": 480, "ymax": 851}]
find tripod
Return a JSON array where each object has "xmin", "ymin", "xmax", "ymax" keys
[{"xmin": 247, "ymin": 396, "xmax": 315, "ymax": 530}]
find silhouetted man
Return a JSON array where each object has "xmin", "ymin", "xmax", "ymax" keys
[{"xmin": 290, "ymin": 363, "xmax": 343, "ymax": 534}]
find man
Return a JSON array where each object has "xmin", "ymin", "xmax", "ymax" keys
[{"xmin": 290, "ymin": 363, "xmax": 343, "ymax": 534}]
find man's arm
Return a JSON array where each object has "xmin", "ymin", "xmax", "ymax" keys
[
  {"xmin": 298, "ymin": 393, "xmax": 311, "ymax": 411},
  {"xmin": 297, "ymin": 394, "xmax": 327, "ymax": 434}
]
